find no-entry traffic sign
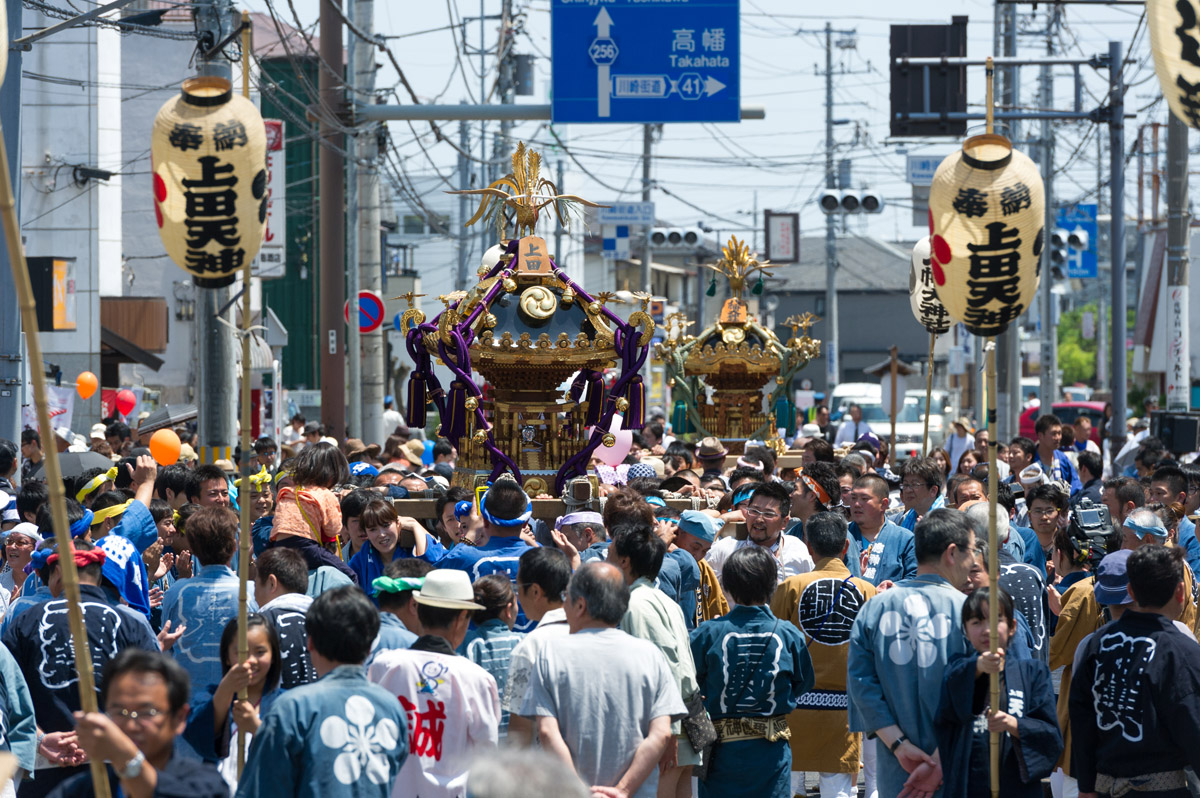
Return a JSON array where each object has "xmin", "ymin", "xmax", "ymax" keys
[{"xmin": 345, "ymin": 290, "xmax": 385, "ymax": 334}]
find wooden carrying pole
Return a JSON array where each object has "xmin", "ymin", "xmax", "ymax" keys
[
  {"xmin": 985, "ymin": 340, "xmax": 1001, "ymax": 798},
  {"xmin": 922, "ymin": 333, "xmax": 935, "ymax": 457},
  {"xmin": 983, "ymin": 56, "xmax": 1001, "ymax": 798},
  {"xmin": 235, "ymin": 9, "xmax": 253, "ymax": 780},
  {"xmin": 0, "ymin": 120, "xmax": 112, "ymax": 798},
  {"xmin": 888, "ymin": 345, "xmax": 898, "ymax": 469}
]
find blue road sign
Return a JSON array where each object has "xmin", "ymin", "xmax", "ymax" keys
[
  {"xmin": 551, "ymin": 0, "xmax": 740, "ymax": 124},
  {"xmin": 1057, "ymin": 203, "xmax": 1098, "ymax": 279}
]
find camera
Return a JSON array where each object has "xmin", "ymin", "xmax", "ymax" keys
[{"xmin": 1067, "ymin": 498, "xmax": 1114, "ymax": 569}]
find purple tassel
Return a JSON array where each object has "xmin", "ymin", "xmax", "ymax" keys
[
  {"xmin": 625, "ymin": 376, "xmax": 645, "ymax": 430},
  {"xmin": 569, "ymin": 371, "xmax": 590, "ymax": 403},
  {"xmin": 584, "ymin": 372, "xmax": 606, "ymax": 427},
  {"xmin": 406, "ymin": 374, "xmax": 427, "ymax": 428},
  {"xmin": 445, "ymin": 381, "xmax": 468, "ymax": 441}
]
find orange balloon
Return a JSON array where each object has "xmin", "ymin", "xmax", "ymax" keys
[
  {"xmin": 149, "ymin": 428, "xmax": 181, "ymax": 466},
  {"xmin": 76, "ymin": 371, "xmax": 98, "ymax": 400}
]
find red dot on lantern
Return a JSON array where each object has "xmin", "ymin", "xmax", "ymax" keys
[
  {"xmin": 932, "ymin": 261, "xmax": 946, "ymax": 286},
  {"xmin": 155, "ymin": 205, "xmax": 163, "ymax": 228},
  {"xmin": 153, "ymin": 174, "xmax": 166, "ymax": 203},
  {"xmin": 931, "ymin": 234, "xmax": 951, "ymax": 265}
]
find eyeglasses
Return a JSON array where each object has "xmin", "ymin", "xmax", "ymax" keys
[
  {"xmin": 742, "ymin": 507, "xmax": 781, "ymax": 520},
  {"xmin": 1029, "ymin": 506, "xmax": 1059, "ymax": 517},
  {"xmin": 900, "ymin": 481, "xmax": 931, "ymax": 491},
  {"xmin": 5, "ymin": 538, "xmax": 33, "ymax": 548},
  {"xmin": 107, "ymin": 707, "xmax": 165, "ymax": 725}
]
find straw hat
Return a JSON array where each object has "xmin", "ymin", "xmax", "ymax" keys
[{"xmin": 413, "ymin": 570, "xmax": 484, "ymax": 610}]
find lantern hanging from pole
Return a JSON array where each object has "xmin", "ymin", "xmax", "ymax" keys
[
  {"xmin": 928, "ymin": 133, "xmax": 1044, "ymax": 337},
  {"xmin": 908, "ymin": 236, "xmax": 952, "ymax": 335},
  {"xmin": 151, "ymin": 76, "xmax": 268, "ymax": 288},
  {"xmin": 1148, "ymin": 0, "xmax": 1200, "ymax": 129}
]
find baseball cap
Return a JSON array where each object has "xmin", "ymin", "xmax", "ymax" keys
[
  {"xmin": 1093, "ymin": 550, "xmax": 1135, "ymax": 605},
  {"xmin": 677, "ymin": 510, "xmax": 722, "ymax": 543}
]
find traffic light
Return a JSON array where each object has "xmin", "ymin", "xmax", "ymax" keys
[
  {"xmin": 1067, "ymin": 227, "xmax": 1089, "ymax": 251},
  {"xmin": 649, "ymin": 228, "xmax": 700, "ymax": 249},
  {"xmin": 818, "ymin": 190, "xmax": 884, "ymax": 214},
  {"xmin": 1049, "ymin": 228, "xmax": 1069, "ymax": 280}
]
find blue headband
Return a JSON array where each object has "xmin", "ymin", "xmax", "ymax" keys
[
  {"xmin": 454, "ymin": 500, "xmax": 473, "ymax": 521},
  {"xmin": 70, "ymin": 510, "xmax": 94, "ymax": 538},
  {"xmin": 732, "ymin": 485, "xmax": 756, "ymax": 507},
  {"xmin": 644, "ymin": 495, "xmax": 666, "ymax": 508},
  {"xmin": 1123, "ymin": 518, "xmax": 1167, "ymax": 540},
  {"xmin": 479, "ymin": 488, "xmax": 533, "ymax": 528},
  {"xmin": 26, "ymin": 546, "xmax": 56, "ymax": 575}
]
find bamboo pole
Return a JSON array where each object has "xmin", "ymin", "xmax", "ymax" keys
[
  {"xmin": 0, "ymin": 125, "xmax": 112, "ymax": 798},
  {"xmin": 985, "ymin": 339, "xmax": 1000, "ymax": 798},
  {"xmin": 236, "ymin": 9, "xmax": 253, "ymax": 780},
  {"xmin": 984, "ymin": 57, "xmax": 1000, "ymax": 798},
  {"xmin": 922, "ymin": 333, "xmax": 935, "ymax": 457},
  {"xmin": 888, "ymin": 345, "xmax": 898, "ymax": 469}
]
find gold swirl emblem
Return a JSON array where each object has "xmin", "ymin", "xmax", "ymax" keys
[
  {"xmin": 523, "ymin": 477, "xmax": 549, "ymax": 496},
  {"xmin": 438, "ymin": 306, "xmax": 460, "ymax": 345},
  {"xmin": 721, "ymin": 326, "xmax": 746, "ymax": 345},
  {"xmin": 519, "ymin": 286, "xmax": 558, "ymax": 320}
]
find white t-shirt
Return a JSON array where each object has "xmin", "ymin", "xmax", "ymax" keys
[
  {"xmin": 368, "ymin": 646, "xmax": 500, "ymax": 798},
  {"xmin": 706, "ymin": 534, "xmax": 814, "ymax": 606}
]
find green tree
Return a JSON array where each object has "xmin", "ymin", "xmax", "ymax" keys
[{"xmin": 1057, "ymin": 305, "xmax": 1097, "ymax": 386}]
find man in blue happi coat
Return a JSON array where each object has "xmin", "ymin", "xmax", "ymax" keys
[{"xmin": 848, "ymin": 508, "xmax": 976, "ymax": 798}]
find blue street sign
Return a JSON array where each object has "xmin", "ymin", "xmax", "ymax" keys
[
  {"xmin": 1057, "ymin": 203, "xmax": 1098, "ymax": 279},
  {"xmin": 551, "ymin": 0, "xmax": 740, "ymax": 124}
]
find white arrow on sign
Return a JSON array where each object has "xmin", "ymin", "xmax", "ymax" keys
[
  {"xmin": 594, "ymin": 6, "xmax": 613, "ymax": 36},
  {"xmin": 594, "ymin": 8, "xmax": 615, "ymax": 117},
  {"xmin": 704, "ymin": 76, "xmax": 726, "ymax": 97}
]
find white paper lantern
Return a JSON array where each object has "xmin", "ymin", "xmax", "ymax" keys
[
  {"xmin": 0, "ymin": 7, "xmax": 7, "ymax": 89},
  {"xmin": 908, "ymin": 236, "xmax": 952, "ymax": 335},
  {"xmin": 151, "ymin": 76, "xmax": 268, "ymax": 288},
  {"xmin": 1149, "ymin": 0, "xmax": 1200, "ymax": 129},
  {"xmin": 928, "ymin": 134, "xmax": 1044, "ymax": 337}
]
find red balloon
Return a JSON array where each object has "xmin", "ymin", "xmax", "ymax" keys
[{"xmin": 115, "ymin": 389, "xmax": 137, "ymax": 417}]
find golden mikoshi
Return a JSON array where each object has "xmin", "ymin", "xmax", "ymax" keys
[
  {"xmin": 151, "ymin": 76, "xmax": 268, "ymax": 288},
  {"xmin": 928, "ymin": 134, "xmax": 1044, "ymax": 337}
]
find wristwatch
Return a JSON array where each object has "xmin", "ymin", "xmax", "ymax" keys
[
  {"xmin": 889, "ymin": 734, "xmax": 908, "ymax": 754},
  {"xmin": 117, "ymin": 750, "xmax": 145, "ymax": 780}
]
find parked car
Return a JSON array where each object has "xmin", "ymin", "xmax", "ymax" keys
[{"xmin": 1018, "ymin": 401, "xmax": 1106, "ymax": 444}]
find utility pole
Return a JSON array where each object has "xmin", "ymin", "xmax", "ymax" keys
[
  {"xmin": 1166, "ymin": 113, "xmax": 1189, "ymax": 412},
  {"xmin": 642, "ymin": 124, "xmax": 655, "ymax": 388},
  {"xmin": 1108, "ymin": 40, "xmax": 1127, "ymax": 469},
  {"xmin": 195, "ymin": 0, "xmax": 237, "ymax": 463},
  {"xmin": 824, "ymin": 22, "xmax": 839, "ymax": 391},
  {"xmin": 555, "ymin": 158, "xmax": 565, "ymax": 268},
  {"xmin": 1097, "ymin": 129, "xmax": 1108, "ymax": 388},
  {"xmin": 346, "ymin": 0, "xmax": 361, "ymax": 440},
  {"xmin": 802, "ymin": 22, "xmax": 859, "ymax": 393},
  {"xmin": 995, "ymin": 0, "xmax": 1020, "ymax": 440},
  {"xmin": 457, "ymin": 117, "xmax": 470, "ymax": 291},
  {"xmin": 1037, "ymin": 6, "xmax": 1058, "ymax": 413},
  {"xmin": 319, "ymin": 0, "xmax": 347, "ymax": 440},
  {"xmin": 355, "ymin": 0, "xmax": 384, "ymax": 444},
  {"xmin": 497, "ymin": 0, "xmax": 515, "ymax": 154},
  {"xmin": 0, "ymin": 0, "xmax": 23, "ymax": 441}
]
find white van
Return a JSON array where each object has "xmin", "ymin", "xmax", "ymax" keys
[{"xmin": 829, "ymin": 382, "xmax": 882, "ymax": 420}]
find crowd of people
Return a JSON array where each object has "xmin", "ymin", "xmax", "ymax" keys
[{"xmin": 0, "ymin": 405, "xmax": 1197, "ymax": 798}]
